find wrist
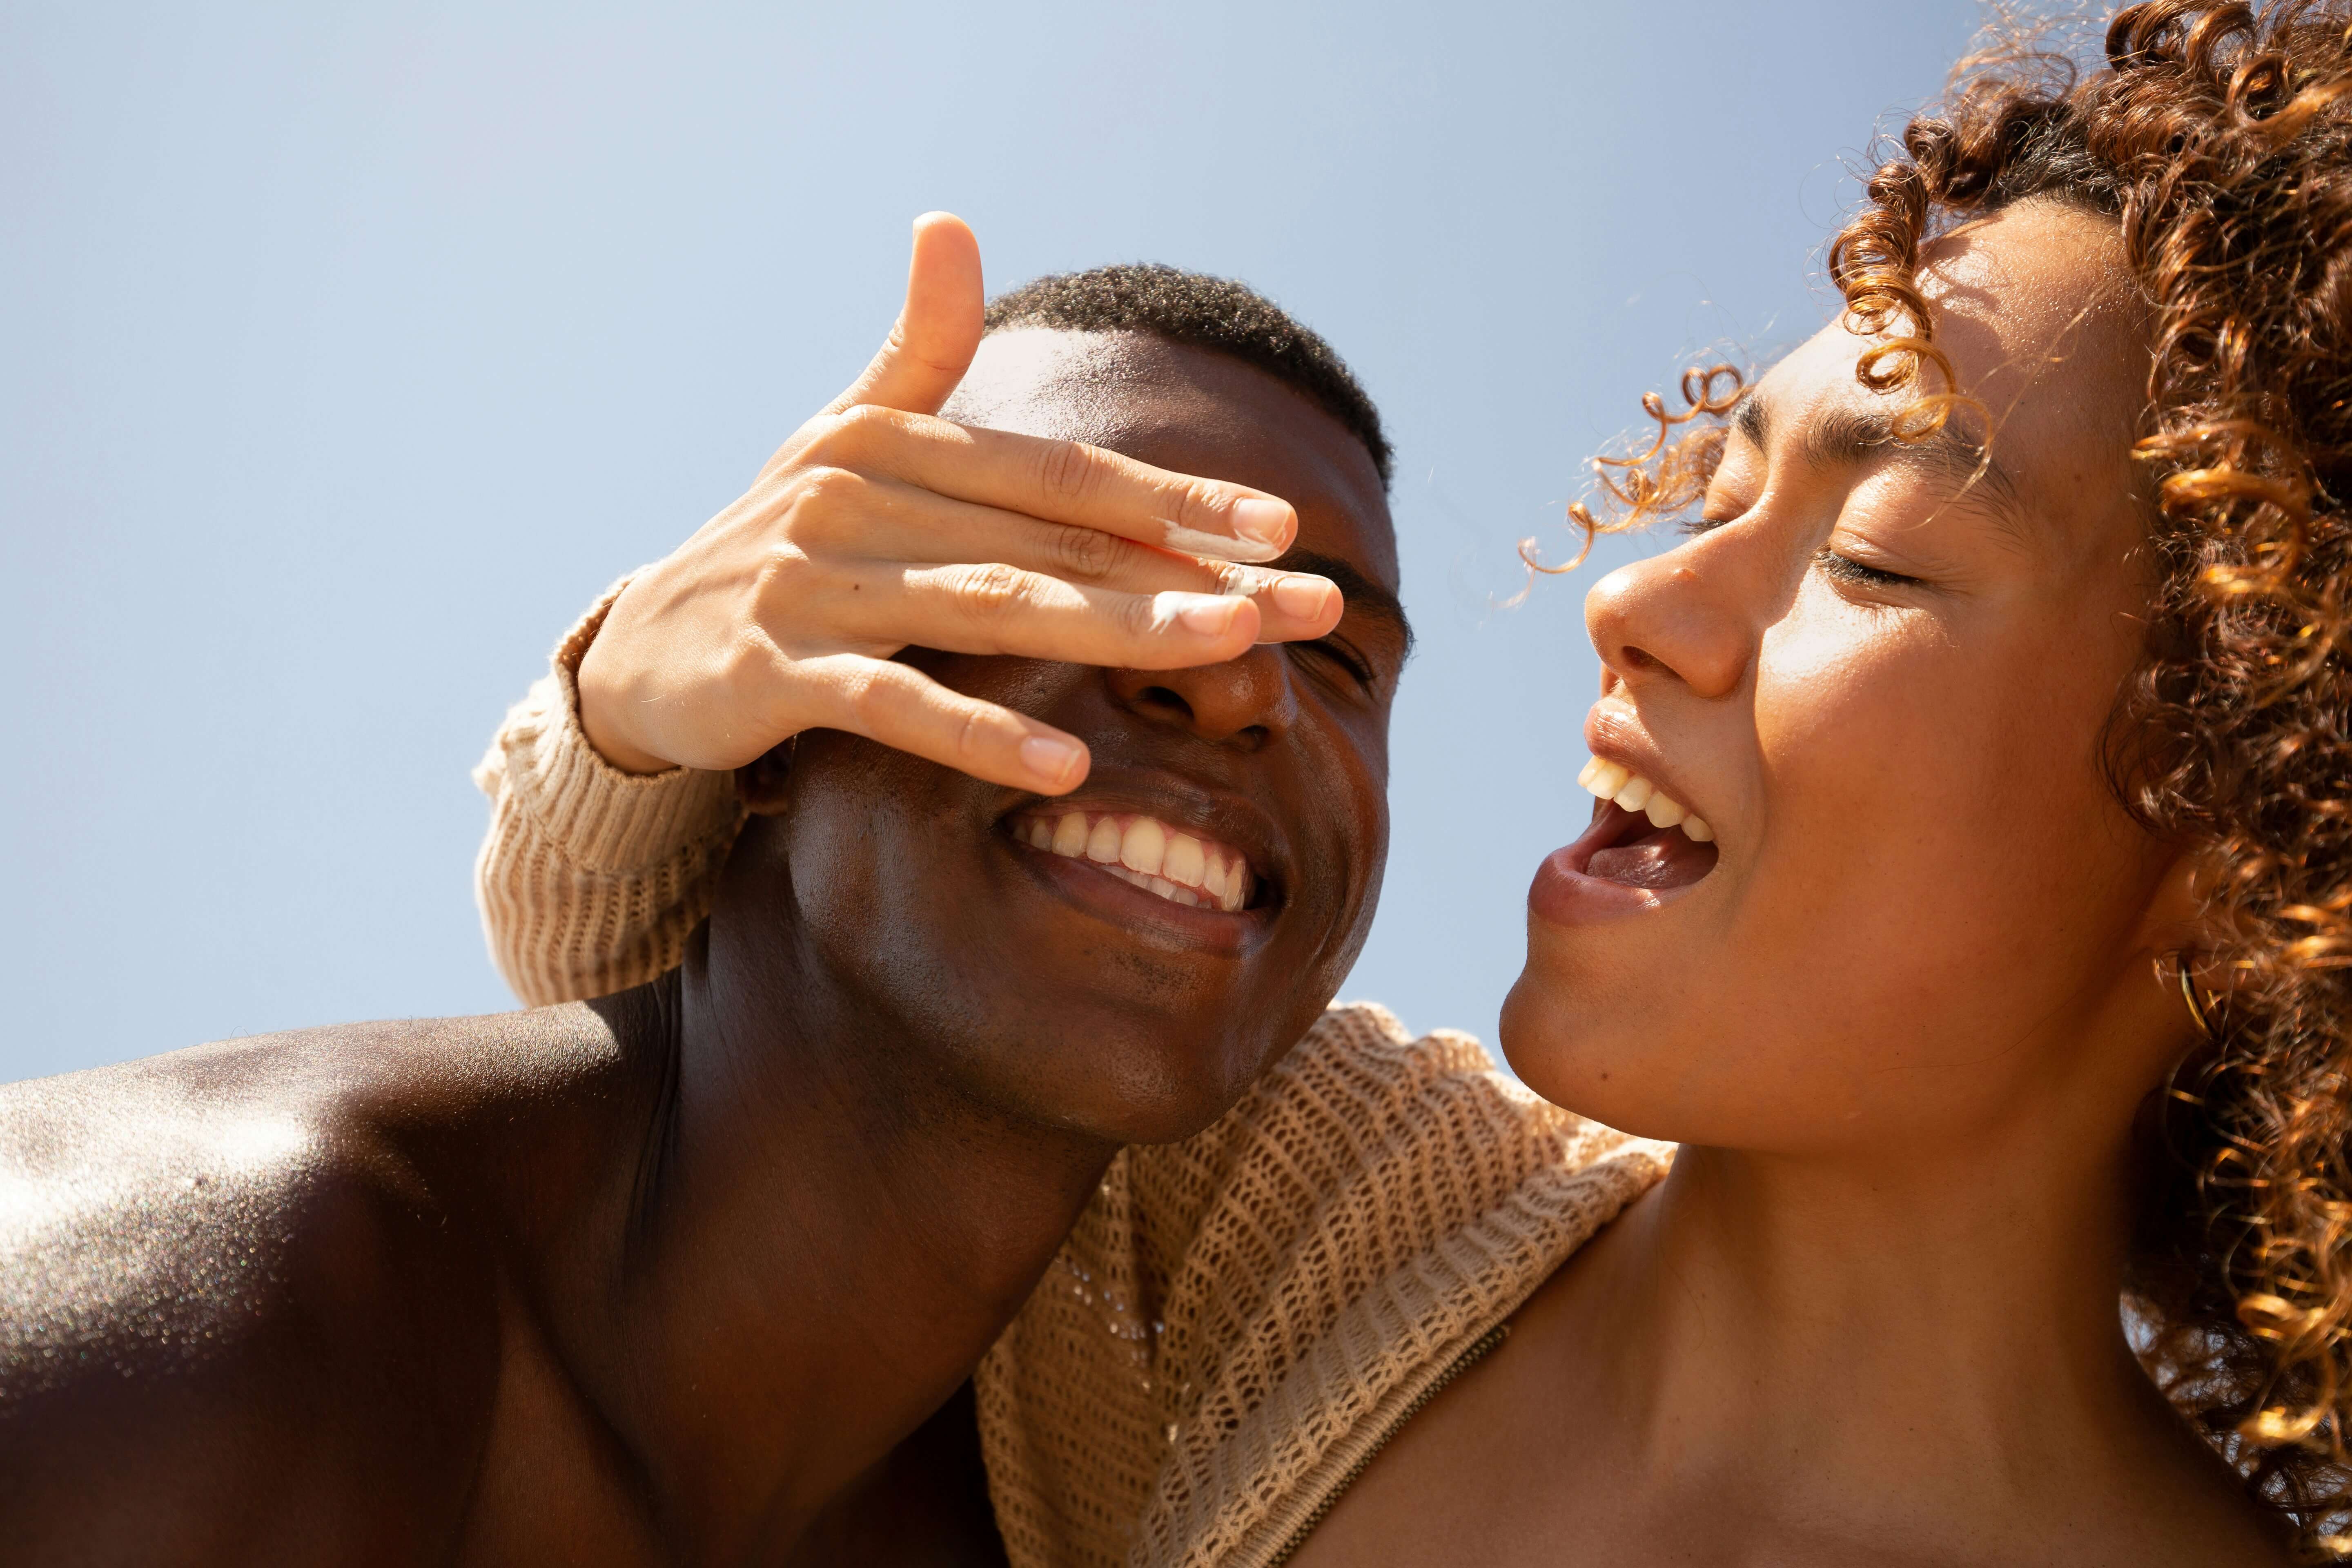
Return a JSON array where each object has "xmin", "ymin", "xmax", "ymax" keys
[{"xmin": 575, "ymin": 641, "xmax": 677, "ymax": 777}]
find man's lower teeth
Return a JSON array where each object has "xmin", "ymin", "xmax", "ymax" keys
[
  {"xmin": 1017, "ymin": 810, "xmax": 1252, "ymax": 911},
  {"xmin": 1103, "ymin": 865, "xmax": 1206, "ymax": 907}
]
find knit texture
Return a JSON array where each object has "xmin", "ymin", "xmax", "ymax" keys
[
  {"xmin": 470, "ymin": 579, "xmax": 744, "ymax": 1006},
  {"xmin": 471, "ymin": 617, "xmax": 1671, "ymax": 1564},
  {"xmin": 975, "ymin": 1004, "xmax": 1666, "ymax": 1568}
]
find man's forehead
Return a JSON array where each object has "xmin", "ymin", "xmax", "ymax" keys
[
  {"xmin": 956, "ymin": 326, "xmax": 1361, "ymax": 452},
  {"xmin": 944, "ymin": 327, "xmax": 1140, "ymax": 437}
]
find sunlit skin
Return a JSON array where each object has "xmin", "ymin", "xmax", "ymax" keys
[
  {"xmin": 729, "ymin": 327, "xmax": 1403, "ymax": 1143},
  {"xmin": 0, "ymin": 330, "xmax": 1403, "ymax": 1565},
  {"xmin": 1287, "ymin": 203, "xmax": 2294, "ymax": 1565}
]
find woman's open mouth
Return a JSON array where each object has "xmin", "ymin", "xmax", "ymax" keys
[
  {"xmin": 1528, "ymin": 761, "xmax": 1720, "ymax": 928},
  {"xmin": 1574, "ymin": 800, "xmax": 1717, "ymax": 891}
]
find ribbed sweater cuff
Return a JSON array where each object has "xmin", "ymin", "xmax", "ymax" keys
[{"xmin": 482, "ymin": 578, "xmax": 744, "ymax": 875}]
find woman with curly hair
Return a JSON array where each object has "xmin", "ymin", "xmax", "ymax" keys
[{"xmin": 467, "ymin": 1, "xmax": 2350, "ymax": 1560}]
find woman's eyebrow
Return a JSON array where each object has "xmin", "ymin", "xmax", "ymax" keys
[
  {"xmin": 1731, "ymin": 388, "xmax": 2029, "ymax": 542},
  {"xmin": 1731, "ymin": 388, "xmax": 1769, "ymax": 451}
]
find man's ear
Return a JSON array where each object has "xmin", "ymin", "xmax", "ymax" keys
[{"xmin": 737, "ymin": 739, "xmax": 796, "ymax": 817}]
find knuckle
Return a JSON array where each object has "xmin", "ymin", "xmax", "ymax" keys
[
  {"xmin": 1046, "ymin": 523, "xmax": 1124, "ymax": 583},
  {"xmin": 836, "ymin": 662, "xmax": 897, "ymax": 730},
  {"xmin": 1171, "ymin": 479, "xmax": 1228, "ymax": 533},
  {"xmin": 1035, "ymin": 439, "xmax": 1105, "ymax": 508},
  {"xmin": 951, "ymin": 702, "xmax": 991, "ymax": 762},
  {"xmin": 797, "ymin": 403, "xmax": 894, "ymax": 464},
  {"xmin": 792, "ymin": 412, "xmax": 853, "ymax": 465},
  {"xmin": 786, "ymin": 464, "xmax": 871, "ymax": 523},
  {"xmin": 1115, "ymin": 590, "xmax": 1162, "ymax": 638},
  {"xmin": 950, "ymin": 561, "xmax": 1034, "ymax": 619},
  {"xmin": 831, "ymin": 401, "xmax": 899, "ymax": 441}
]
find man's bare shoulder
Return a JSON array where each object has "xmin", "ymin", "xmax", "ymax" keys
[{"xmin": 0, "ymin": 1006, "xmax": 632, "ymax": 1564}]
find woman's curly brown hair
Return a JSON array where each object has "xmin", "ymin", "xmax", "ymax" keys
[{"xmin": 1541, "ymin": 1, "xmax": 2352, "ymax": 1553}]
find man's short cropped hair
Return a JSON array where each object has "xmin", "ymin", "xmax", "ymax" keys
[{"xmin": 984, "ymin": 265, "xmax": 1393, "ymax": 489}]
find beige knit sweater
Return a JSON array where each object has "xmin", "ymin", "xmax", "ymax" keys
[{"xmin": 473, "ymin": 599, "xmax": 1671, "ymax": 1568}]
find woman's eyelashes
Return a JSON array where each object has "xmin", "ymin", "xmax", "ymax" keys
[
  {"xmin": 1814, "ymin": 548, "xmax": 1919, "ymax": 590},
  {"xmin": 1682, "ymin": 502, "xmax": 1924, "ymax": 592}
]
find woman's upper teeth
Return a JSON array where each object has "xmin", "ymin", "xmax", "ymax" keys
[
  {"xmin": 1577, "ymin": 758, "xmax": 1714, "ymax": 843},
  {"xmin": 1014, "ymin": 810, "xmax": 1254, "ymax": 913}
]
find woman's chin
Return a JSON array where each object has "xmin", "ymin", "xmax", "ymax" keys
[
  {"xmin": 1500, "ymin": 970, "xmax": 1647, "ymax": 1125},
  {"xmin": 1504, "ymin": 803, "xmax": 1747, "ymax": 1133},
  {"xmin": 1499, "ymin": 934, "xmax": 1740, "ymax": 1144}
]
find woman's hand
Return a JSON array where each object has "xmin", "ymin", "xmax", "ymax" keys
[{"xmin": 576, "ymin": 213, "xmax": 1342, "ymax": 793}]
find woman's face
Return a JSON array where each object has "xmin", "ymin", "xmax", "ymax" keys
[{"xmin": 1504, "ymin": 201, "xmax": 2194, "ymax": 1156}]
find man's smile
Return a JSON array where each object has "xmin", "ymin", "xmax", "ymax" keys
[
  {"xmin": 1010, "ymin": 807, "xmax": 1256, "ymax": 911},
  {"xmin": 990, "ymin": 764, "xmax": 1292, "ymax": 959}
]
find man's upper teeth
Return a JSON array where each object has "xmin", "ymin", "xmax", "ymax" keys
[
  {"xmin": 1016, "ymin": 811, "xmax": 1254, "ymax": 912},
  {"xmin": 1577, "ymin": 758, "xmax": 1713, "ymax": 842}
]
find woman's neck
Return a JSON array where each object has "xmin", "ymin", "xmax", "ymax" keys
[
  {"xmin": 1589, "ymin": 1137, "xmax": 2141, "ymax": 1469},
  {"xmin": 1526, "ymin": 1127, "xmax": 2241, "ymax": 1551}
]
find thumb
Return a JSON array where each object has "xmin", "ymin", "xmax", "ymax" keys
[{"xmin": 824, "ymin": 212, "xmax": 985, "ymax": 418}]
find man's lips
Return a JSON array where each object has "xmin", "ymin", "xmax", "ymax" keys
[
  {"xmin": 993, "ymin": 766, "xmax": 1290, "ymax": 946},
  {"xmin": 1001, "ymin": 803, "xmax": 1278, "ymax": 959},
  {"xmin": 1009, "ymin": 806, "xmax": 1256, "ymax": 912}
]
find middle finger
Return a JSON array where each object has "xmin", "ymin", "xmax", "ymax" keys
[{"xmin": 824, "ymin": 484, "xmax": 1343, "ymax": 642}]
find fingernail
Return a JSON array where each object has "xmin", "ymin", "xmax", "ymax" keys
[
  {"xmin": 1230, "ymin": 498, "xmax": 1292, "ymax": 550},
  {"xmin": 1166, "ymin": 592, "xmax": 1243, "ymax": 635},
  {"xmin": 1019, "ymin": 735, "xmax": 1085, "ymax": 787},
  {"xmin": 1270, "ymin": 575, "xmax": 1338, "ymax": 621}
]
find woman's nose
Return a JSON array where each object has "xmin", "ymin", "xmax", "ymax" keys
[
  {"xmin": 1105, "ymin": 645, "xmax": 1297, "ymax": 747},
  {"xmin": 1584, "ymin": 550, "xmax": 1749, "ymax": 699}
]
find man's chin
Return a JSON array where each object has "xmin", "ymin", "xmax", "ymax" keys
[{"xmin": 950, "ymin": 1006, "xmax": 1285, "ymax": 1147}]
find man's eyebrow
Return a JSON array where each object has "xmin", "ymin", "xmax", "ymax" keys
[
  {"xmin": 1270, "ymin": 548, "xmax": 1414, "ymax": 661},
  {"xmin": 1726, "ymin": 388, "xmax": 2027, "ymax": 541}
]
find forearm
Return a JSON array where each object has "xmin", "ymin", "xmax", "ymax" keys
[{"xmin": 473, "ymin": 582, "xmax": 746, "ymax": 1006}]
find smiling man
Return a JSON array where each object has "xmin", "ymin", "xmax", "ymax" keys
[{"xmin": 0, "ymin": 218, "xmax": 1432, "ymax": 1564}]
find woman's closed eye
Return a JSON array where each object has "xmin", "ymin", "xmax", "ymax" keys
[
  {"xmin": 1814, "ymin": 548, "xmax": 1921, "ymax": 591},
  {"xmin": 1683, "ymin": 494, "xmax": 1928, "ymax": 590}
]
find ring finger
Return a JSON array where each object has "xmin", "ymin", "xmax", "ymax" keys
[{"xmin": 813, "ymin": 485, "xmax": 1343, "ymax": 641}]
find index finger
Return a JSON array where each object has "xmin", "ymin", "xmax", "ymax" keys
[{"xmin": 820, "ymin": 405, "xmax": 1299, "ymax": 565}]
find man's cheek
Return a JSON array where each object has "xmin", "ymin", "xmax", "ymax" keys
[{"xmin": 927, "ymin": 652, "xmax": 1083, "ymax": 710}]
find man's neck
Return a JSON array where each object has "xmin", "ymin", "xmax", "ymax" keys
[{"xmin": 561, "ymin": 936, "xmax": 1117, "ymax": 1561}]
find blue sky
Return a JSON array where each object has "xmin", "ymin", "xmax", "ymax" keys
[{"xmin": 3, "ymin": 0, "xmax": 1980, "ymax": 1081}]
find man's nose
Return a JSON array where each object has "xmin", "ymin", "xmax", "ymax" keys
[
  {"xmin": 1105, "ymin": 645, "xmax": 1298, "ymax": 747},
  {"xmin": 1584, "ymin": 549, "xmax": 1751, "ymax": 699}
]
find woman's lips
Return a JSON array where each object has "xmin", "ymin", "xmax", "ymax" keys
[{"xmin": 1528, "ymin": 801, "xmax": 1719, "ymax": 928}]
